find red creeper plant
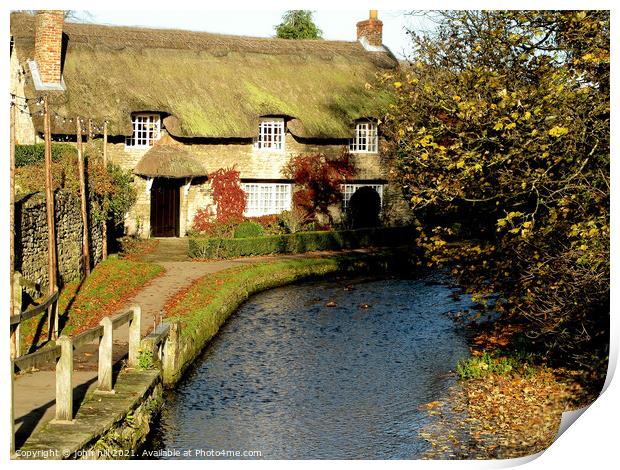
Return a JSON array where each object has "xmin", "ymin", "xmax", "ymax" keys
[
  {"xmin": 284, "ymin": 149, "xmax": 356, "ymax": 225},
  {"xmin": 191, "ymin": 167, "xmax": 247, "ymax": 236}
]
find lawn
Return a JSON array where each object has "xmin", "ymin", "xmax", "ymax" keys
[{"xmin": 20, "ymin": 256, "xmax": 164, "ymax": 352}]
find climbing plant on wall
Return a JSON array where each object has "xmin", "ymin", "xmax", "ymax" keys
[{"xmin": 191, "ymin": 167, "xmax": 247, "ymax": 236}]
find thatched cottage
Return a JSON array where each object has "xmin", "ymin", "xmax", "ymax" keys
[{"xmin": 10, "ymin": 10, "xmax": 408, "ymax": 238}]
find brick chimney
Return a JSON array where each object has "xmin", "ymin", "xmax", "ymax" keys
[
  {"xmin": 34, "ymin": 10, "xmax": 64, "ymax": 85},
  {"xmin": 356, "ymin": 10, "xmax": 383, "ymax": 47}
]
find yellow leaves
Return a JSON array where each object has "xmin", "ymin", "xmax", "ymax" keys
[
  {"xmin": 453, "ymin": 95, "xmax": 462, "ymax": 102},
  {"xmin": 456, "ymin": 160, "xmax": 465, "ymax": 169},
  {"xmin": 523, "ymin": 111, "xmax": 531, "ymax": 121},
  {"xmin": 419, "ymin": 134, "xmax": 434, "ymax": 147},
  {"xmin": 493, "ymin": 121, "xmax": 504, "ymax": 131},
  {"xmin": 505, "ymin": 122, "xmax": 517, "ymax": 130},
  {"xmin": 393, "ymin": 81, "xmax": 402, "ymax": 88},
  {"xmin": 548, "ymin": 126, "xmax": 569, "ymax": 137}
]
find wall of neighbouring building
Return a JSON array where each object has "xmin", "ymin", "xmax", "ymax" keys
[
  {"xmin": 14, "ymin": 190, "xmax": 104, "ymax": 292},
  {"xmin": 10, "ymin": 47, "xmax": 39, "ymax": 145}
]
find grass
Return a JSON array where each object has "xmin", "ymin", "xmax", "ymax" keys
[
  {"xmin": 20, "ymin": 256, "xmax": 164, "ymax": 351},
  {"xmin": 456, "ymin": 350, "xmax": 539, "ymax": 380}
]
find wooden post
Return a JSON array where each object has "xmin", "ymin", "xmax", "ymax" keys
[
  {"xmin": 87, "ymin": 118, "xmax": 93, "ymax": 142},
  {"xmin": 10, "ymin": 359, "xmax": 15, "ymax": 455},
  {"xmin": 162, "ymin": 321, "xmax": 180, "ymax": 386},
  {"xmin": 13, "ymin": 274, "xmax": 22, "ymax": 356},
  {"xmin": 53, "ymin": 288, "xmax": 59, "ymax": 342},
  {"xmin": 102, "ymin": 121, "xmax": 108, "ymax": 259},
  {"xmin": 76, "ymin": 117, "xmax": 91, "ymax": 276},
  {"xmin": 128, "ymin": 305, "xmax": 142, "ymax": 368},
  {"xmin": 43, "ymin": 96, "xmax": 58, "ymax": 340},
  {"xmin": 10, "ymin": 102, "xmax": 16, "ymax": 358},
  {"xmin": 54, "ymin": 336, "xmax": 74, "ymax": 422},
  {"xmin": 97, "ymin": 317, "xmax": 114, "ymax": 393}
]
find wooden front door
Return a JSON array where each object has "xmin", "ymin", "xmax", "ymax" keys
[{"xmin": 150, "ymin": 178, "xmax": 180, "ymax": 237}]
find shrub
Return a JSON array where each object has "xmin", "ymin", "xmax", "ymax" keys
[
  {"xmin": 347, "ymin": 186, "xmax": 382, "ymax": 229},
  {"xmin": 14, "ymin": 143, "xmax": 135, "ymax": 229},
  {"xmin": 189, "ymin": 226, "xmax": 415, "ymax": 259},
  {"xmin": 234, "ymin": 221, "xmax": 265, "ymax": 238},
  {"xmin": 278, "ymin": 207, "xmax": 310, "ymax": 233},
  {"xmin": 15, "ymin": 143, "xmax": 75, "ymax": 167},
  {"xmin": 245, "ymin": 214, "xmax": 282, "ymax": 235}
]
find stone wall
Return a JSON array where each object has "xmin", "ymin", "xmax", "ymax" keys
[
  {"xmin": 105, "ymin": 130, "xmax": 399, "ymax": 238},
  {"xmin": 14, "ymin": 190, "xmax": 104, "ymax": 291}
]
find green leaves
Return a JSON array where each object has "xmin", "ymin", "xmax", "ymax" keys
[{"xmin": 275, "ymin": 10, "xmax": 322, "ymax": 39}]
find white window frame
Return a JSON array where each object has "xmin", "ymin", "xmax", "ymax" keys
[
  {"xmin": 349, "ymin": 121, "xmax": 378, "ymax": 153},
  {"xmin": 242, "ymin": 182, "xmax": 292, "ymax": 217},
  {"xmin": 254, "ymin": 118, "xmax": 285, "ymax": 151},
  {"xmin": 125, "ymin": 113, "xmax": 161, "ymax": 148},
  {"xmin": 341, "ymin": 184, "xmax": 384, "ymax": 210}
]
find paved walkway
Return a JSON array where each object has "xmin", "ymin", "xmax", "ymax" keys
[{"xmin": 13, "ymin": 238, "xmax": 352, "ymax": 447}]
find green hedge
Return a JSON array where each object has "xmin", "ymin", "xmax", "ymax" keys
[
  {"xmin": 15, "ymin": 143, "xmax": 76, "ymax": 167},
  {"xmin": 189, "ymin": 226, "xmax": 416, "ymax": 259}
]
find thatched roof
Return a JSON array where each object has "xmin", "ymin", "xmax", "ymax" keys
[
  {"xmin": 134, "ymin": 134, "xmax": 208, "ymax": 178},
  {"xmin": 11, "ymin": 13, "xmax": 397, "ymax": 139}
]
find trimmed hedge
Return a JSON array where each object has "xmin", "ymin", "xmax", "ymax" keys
[
  {"xmin": 15, "ymin": 143, "xmax": 76, "ymax": 167},
  {"xmin": 189, "ymin": 226, "xmax": 416, "ymax": 259},
  {"xmin": 233, "ymin": 220, "xmax": 265, "ymax": 238}
]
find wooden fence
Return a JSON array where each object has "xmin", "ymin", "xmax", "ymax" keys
[
  {"xmin": 10, "ymin": 285, "xmax": 59, "ymax": 357},
  {"xmin": 10, "ymin": 304, "xmax": 176, "ymax": 454}
]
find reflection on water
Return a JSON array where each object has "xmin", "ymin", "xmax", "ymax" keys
[{"xmin": 143, "ymin": 275, "xmax": 475, "ymax": 459}]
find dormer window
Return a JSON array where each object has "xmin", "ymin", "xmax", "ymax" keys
[
  {"xmin": 254, "ymin": 118, "xmax": 285, "ymax": 151},
  {"xmin": 349, "ymin": 121, "xmax": 378, "ymax": 153},
  {"xmin": 126, "ymin": 113, "xmax": 161, "ymax": 148}
]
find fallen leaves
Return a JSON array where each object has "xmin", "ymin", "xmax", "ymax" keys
[{"xmin": 419, "ymin": 365, "xmax": 596, "ymax": 459}]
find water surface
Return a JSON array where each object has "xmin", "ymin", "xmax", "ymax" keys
[{"xmin": 144, "ymin": 275, "xmax": 475, "ymax": 459}]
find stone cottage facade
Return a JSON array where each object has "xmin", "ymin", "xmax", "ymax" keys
[{"xmin": 10, "ymin": 10, "xmax": 409, "ymax": 238}]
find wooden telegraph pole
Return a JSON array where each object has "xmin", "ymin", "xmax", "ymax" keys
[
  {"xmin": 10, "ymin": 101, "xmax": 16, "ymax": 357},
  {"xmin": 43, "ymin": 96, "xmax": 58, "ymax": 340},
  {"xmin": 76, "ymin": 117, "xmax": 91, "ymax": 276},
  {"xmin": 102, "ymin": 121, "xmax": 108, "ymax": 259}
]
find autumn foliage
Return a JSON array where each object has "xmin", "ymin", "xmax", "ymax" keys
[
  {"xmin": 284, "ymin": 150, "xmax": 355, "ymax": 224},
  {"xmin": 382, "ymin": 11, "xmax": 609, "ymax": 371},
  {"xmin": 191, "ymin": 167, "xmax": 247, "ymax": 236}
]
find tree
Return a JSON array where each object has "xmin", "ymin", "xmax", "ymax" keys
[
  {"xmin": 284, "ymin": 151, "xmax": 355, "ymax": 225},
  {"xmin": 382, "ymin": 11, "xmax": 609, "ymax": 371},
  {"xmin": 275, "ymin": 10, "xmax": 322, "ymax": 40}
]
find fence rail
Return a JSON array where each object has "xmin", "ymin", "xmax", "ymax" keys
[
  {"xmin": 9, "ymin": 304, "xmax": 182, "ymax": 456},
  {"xmin": 10, "ymin": 288, "xmax": 59, "ymax": 326},
  {"xmin": 10, "ymin": 285, "xmax": 60, "ymax": 358}
]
